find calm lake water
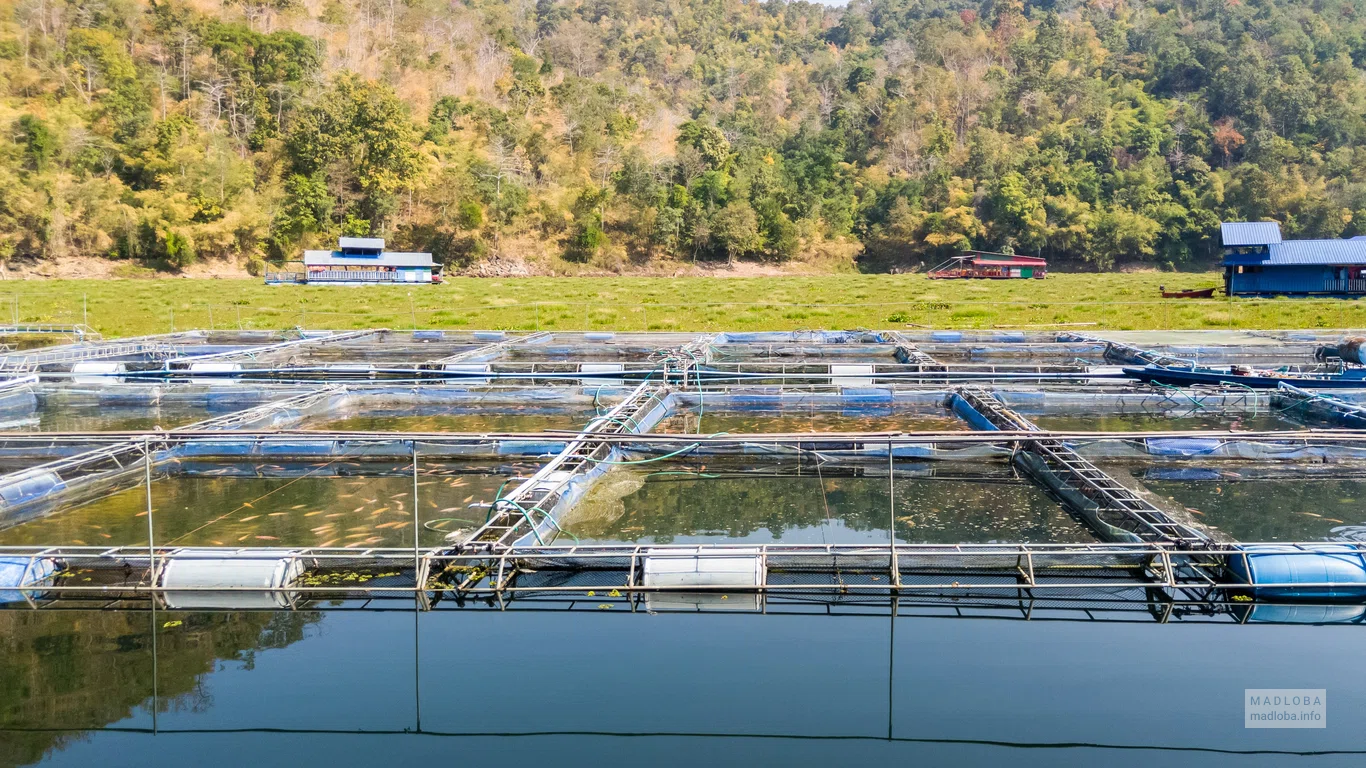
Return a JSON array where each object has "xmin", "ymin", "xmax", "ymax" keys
[
  {"xmin": 0, "ymin": 464, "xmax": 536, "ymax": 548},
  {"xmin": 1030, "ymin": 413, "xmax": 1299, "ymax": 432},
  {"xmin": 2, "ymin": 606, "xmax": 1364, "ymax": 767},
  {"xmin": 654, "ymin": 408, "xmax": 967, "ymax": 434},
  {"xmin": 318, "ymin": 410, "xmax": 598, "ymax": 433},
  {"xmin": 0, "ymin": 404, "xmax": 216, "ymax": 432},
  {"xmin": 561, "ymin": 470, "xmax": 1093, "ymax": 545},
  {"xmin": 1142, "ymin": 477, "xmax": 1366, "ymax": 541}
]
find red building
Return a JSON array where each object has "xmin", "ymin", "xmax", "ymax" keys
[{"xmin": 927, "ymin": 251, "xmax": 1047, "ymax": 280}]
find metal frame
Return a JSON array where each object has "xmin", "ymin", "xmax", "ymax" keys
[{"xmin": 5, "ymin": 327, "xmax": 1366, "ymax": 614}]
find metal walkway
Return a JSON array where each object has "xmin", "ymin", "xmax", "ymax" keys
[
  {"xmin": 3, "ymin": 540, "xmax": 1331, "ymax": 607},
  {"xmin": 166, "ymin": 329, "xmax": 387, "ymax": 366},
  {"xmin": 890, "ymin": 331, "xmax": 945, "ymax": 370},
  {"xmin": 0, "ymin": 336, "xmax": 185, "ymax": 373},
  {"xmin": 456, "ymin": 379, "xmax": 671, "ymax": 555},
  {"xmin": 954, "ymin": 386, "xmax": 1210, "ymax": 546},
  {"xmin": 427, "ymin": 331, "xmax": 553, "ymax": 366},
  {"xmin": 1058, "ymin": 332, "xmax": 1192, "ymax": 368},
  {"xmin": 0, "ymin": 323, "xmax": 99, "ymax": 339}
]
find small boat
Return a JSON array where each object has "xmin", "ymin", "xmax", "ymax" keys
[
  {"xmin": 1160, "ymin": 285, "xmax": 1217, "ymax": 298},
  {"xmin": 1123, "ymin": 365, "xmax": 1366, "ymax": 389}
]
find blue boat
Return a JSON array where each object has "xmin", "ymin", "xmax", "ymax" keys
[{"xmin": 1123, "ymin": 364, "xmax": 1366, "ymax": 389}]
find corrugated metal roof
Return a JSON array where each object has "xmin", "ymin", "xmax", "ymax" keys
[
  {"xmin": 1267, "ymin": 240, "xmax": 1366, "ymax": 265},
  {"xmin": 970, "ymin": 254, "xmax": 1046, "ymax": 266},
  {"xmin": 338, "ymin": 237, "xmax": 385, "ymax": 250},
  {"xmin": 1223, "ymin": 240, "xmax": 1366, "ymax": 266},
  {"xmin": 304, "ymin": 250, "xmax": 434, "ymax": 267},
  {"xmin": 1221, "ymin": 221, "xmax": 1282, "ymax": 246}
]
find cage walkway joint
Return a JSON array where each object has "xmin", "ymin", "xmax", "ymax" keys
[{"xmin": 953, "ymin": 386, "xmax": 1210, "ymax": 546}]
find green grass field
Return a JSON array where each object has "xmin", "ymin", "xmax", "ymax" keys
[{"xmin": 3, "ymin": 273, "xmax": 1365, "ymax": 337}]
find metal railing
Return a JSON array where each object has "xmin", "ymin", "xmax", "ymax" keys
[{"xmin": 4, "ymin": 541, "xmax": 1362, "ymax": 605}]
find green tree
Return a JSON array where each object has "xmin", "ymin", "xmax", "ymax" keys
[
  {"xmin": 711, "ymin": 200, "xmax": 763, "ymax": 262},
  {"xmin": 286, "ymin": 74, "xmax": 425, "ymax": 230}
]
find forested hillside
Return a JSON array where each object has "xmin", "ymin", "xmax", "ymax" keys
[{"xmin": 2, "ymin": 0, "xmax": 1364, "ymax": 274}]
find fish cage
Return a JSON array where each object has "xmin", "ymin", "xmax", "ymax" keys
[{"xmin": 1, "ymin": 327, "xmax": 1366, "ymax": 622}]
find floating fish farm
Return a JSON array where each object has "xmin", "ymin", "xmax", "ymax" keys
[{"xmin": 4, "ymin": 324, "xmax": 1366, "ymax": 625}]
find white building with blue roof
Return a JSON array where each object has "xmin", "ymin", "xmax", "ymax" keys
[
  {"xmin": 1221, "ymin": 222, "xmax": 1366, "ymax": 296},
  {"xmin": 267, "ymin": 237, "xmax": 440, "ymax": 285}
]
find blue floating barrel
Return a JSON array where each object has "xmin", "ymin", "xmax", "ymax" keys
[
  {"xmin": 1240, "ymin": 603, "xmax": 1366, "ymax": 624},
  {"xmin": 472, "ymin": 331, "xmax": 506, "ymax": 341},
  {"xmin": 1227, "ymin": 545, "xmax": 1366, "ymax": 600},
  {"xmin": 993, "ymin": 331, "xmax": 1026, "ymax": 343},
  {"xmin": 930, "ymin": 331, "xmax": 962, "ymax": 343},
  {"xmin": 412, "ymin": 330, "xmax": 444, "ymax": 341}
]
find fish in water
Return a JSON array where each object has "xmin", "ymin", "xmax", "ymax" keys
[
  {"xmin": 304, "ymin": 511, "xmax": 324, "ymax": 517},
  {"xmin": 317, "ymin": 539, "xmax": 338, "ymax": 547},
  {"xmin": 290, "ymin": 504, "xmax": 306, "ymax": 510},
  {"xmin": 268, "ymin": 512, "xmax": 287, "ymax": 517},
  {"xmin": 256, "ymin": 535, "xmax": 278, "ymax": 541},
  {"xmin": 369, "ymin": 507, "xmax": 390, "ymax": 517},
  {"xmin": 240, "ymin": 515, "xmax": 259, "ymax": 522}
]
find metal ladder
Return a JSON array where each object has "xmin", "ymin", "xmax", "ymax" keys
[
  {"xmin": 1027, "ymin": 438, "xmax": 1207, "ymax": 545},
  {"xmin": 888, "ymin": 332, "xmax": 944, "ymax": 371},
  {"xmin": 955, "ymin": 385, "xmax": 1208, "ymax": 546},
  {"xmin": 463, "ymin": 379, "xmax": 670, "ymax": 551}
]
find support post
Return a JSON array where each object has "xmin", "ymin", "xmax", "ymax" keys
[
  {"xmin": 888, "ymin": 439, "xmax": 899, "ymax": 589},
  {"xmin": 412, "ymin": 443, "xmax": 421, "ymax": 590},
  {"xmin": 144, "ymin": 437, "xmax": 156, "ymax": 585}
]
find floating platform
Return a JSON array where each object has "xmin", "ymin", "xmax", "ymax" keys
[{"xmin": 0, "ymin": 328, "xmax": 1364, "ymax": 615}]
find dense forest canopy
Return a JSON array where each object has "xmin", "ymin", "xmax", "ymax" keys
[{"xmin": 1, "ymin": 0, "xmax": 1365, "ymax": 273}]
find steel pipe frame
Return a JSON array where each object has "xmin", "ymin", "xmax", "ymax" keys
[{"xmin": 1, "ymin": 542, "xmax": 1357, "ymax": 600}]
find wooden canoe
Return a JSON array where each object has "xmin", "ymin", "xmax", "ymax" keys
[{"xmin": 1159, "ymin": 286, "xmax": 1217, "ymax": 298}]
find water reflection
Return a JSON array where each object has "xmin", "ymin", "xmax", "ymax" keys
[
  {"xmin": 561, "ymin": 468, "xmax": 1094, "ymax": 545},
  {"xmin": 0, "ymin": 463, "xmax": 532, "ymax": 549},
  {"xmin": 4, "ymin": 602, "xmax": 1366, "ymax": 767},
  {"xmin": 1031, "ymin": 413, "xmax": 1298, "ymax": 432},
  {"xmin": 1141, "ymin": 477, "xmax": 1366, "ymax": 541},
  {"xmin": 655, "ymin": 409, "xmax": 967, "ymax": 434}
]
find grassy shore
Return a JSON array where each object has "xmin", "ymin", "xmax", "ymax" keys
[{"xmin": 2, "ymin": 273, "xmax": 1364, "ymax": 337}]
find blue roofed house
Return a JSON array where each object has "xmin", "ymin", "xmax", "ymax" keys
[
  {"xmin": 1222, "ymin": 222, "xmax": 1366, "ymax": 296},
  {"xmin": 267, "ymin": 237, "xmax": 441, "ymax": 285}
]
